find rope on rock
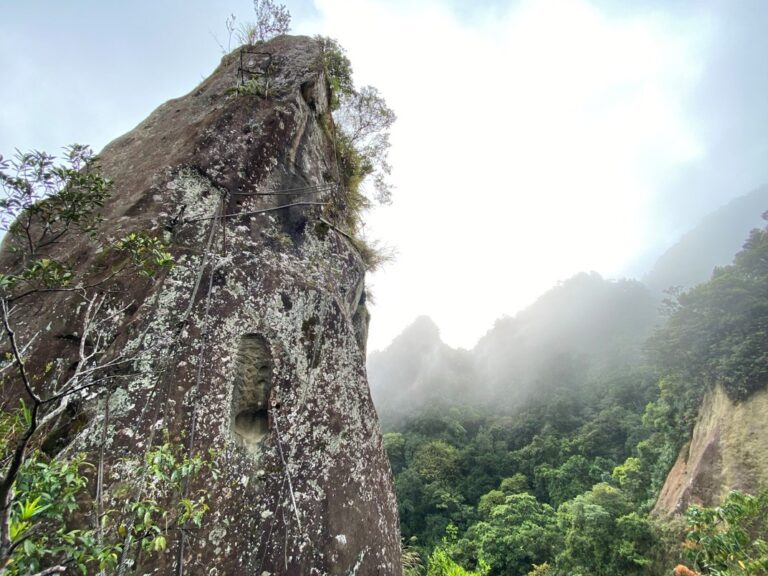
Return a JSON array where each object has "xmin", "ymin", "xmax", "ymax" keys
[
  {"xmin": 115, "ymin": 196, "xmax": 224, "ymax": 576},
  {"xmin": 184, "ymin": 201, "xmax": 328, "ymax": 223},
  {"xmin": 254, "ymin": 475, "xmax": 287, "ymax": 574},
  {"xmin": 95, "ymin": 392, "xmax": 109, "ymax": 576},
  {"xmin": 174, "ymin": 192, "xmax": 227, "ymax": 576},
  {"xmin": 231, "ymin": 183, "xmax": 336, "ymax": 196},
  {"xmin": 271, "ymin": 408, "xmax": 303, "ymax": 533}
]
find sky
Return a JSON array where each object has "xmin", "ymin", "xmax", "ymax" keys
[{"xmin": 2, "ymin": 0, "xmax": 767, "ymax": 351}]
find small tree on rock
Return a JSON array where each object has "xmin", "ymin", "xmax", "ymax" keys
[
  {"xmin": 252, "ymin": 0, "xmax": 291, "ymax": 43},
  {"xmin": 335, "ymin": 85, "xmax": 396, "ymax": 205}
]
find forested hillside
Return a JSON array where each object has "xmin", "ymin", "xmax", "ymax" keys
[
  {"xmin": 645, "ymin": 187, "xmax": 768, "ymax": 292},
  {"xmin": 370, "ymin": 273, "xmax": 659, "ymax": 427},
  {"xmin": 378, "ymin": 218, "xmax": 768, "ymax": 575}
]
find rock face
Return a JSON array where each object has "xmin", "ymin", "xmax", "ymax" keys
[
  {"xmin": 2, "ymin": 36, "xmax": 401, "ymax": 574},
  {"xmin": 654, "ymin": 384, "xmax": 768, "ymax": 516}
]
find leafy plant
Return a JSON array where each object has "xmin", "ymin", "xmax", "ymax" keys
[
  {"xmin": 427, "ymin": 526, "xmax": 489, "ymax": 576},
  {"xmin": 3, "ymin": 452, "xmax": 115, "ymax": 575},
  {"xmin": 403, "ymin": 538, "xmax": 425, "ymax": 576},
  {"xmin": 334, "ymin": 85, "xmax": 396, "ymax": 205},
  {"xmin": 231, "ymin": 75, "xmax": 272, "ymax": 98},
  {"xmin": 469, "ymin": 493, "xmax": 560, "ymax": 575},
  {"xmin": 318, "ymin": 37, "xmax": 355, "ymax": 110},
  {"xmin": 123, "ymin": 443, "xmax": 217, "ymax": 555},
  {"xmin": 0, "ymin": 145, "xmax": 181, "ymax": 574},
  {"xmin": 527, "ymin": 563, "xmax": 553, "ymax": 576},
  {"xmin": 556, "ymin": 484, "xmax": 658, "ymax": 576},
  {"xmin": 1, "ymin": 442, "xmax": 217, "ymax": 575},
  {"xmin": 0, "ymin": 145, "xmax": 111, "ymax": 257},
  {"xmin": 114, "ymin": 231, "xmax": 174, "ymax": 277},
  {"xmin": 683, "ymin": 490, "xmax": 768, "ymax": 575},
  {"xmin": 427, "ymin": 547, "xmax": 489, "ymax": 576},
  {"xmin": 317, "ymin": 37, "xmax": 397, "ymax": 269}
]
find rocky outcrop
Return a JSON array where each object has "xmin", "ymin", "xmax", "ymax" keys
[
  {"xmin": 654, "ymin": 384, "xmax": 768, "ymax": 516},
  {"xmin": 1, "ymin": 36, "xmax": 401, "ymax": 574}
]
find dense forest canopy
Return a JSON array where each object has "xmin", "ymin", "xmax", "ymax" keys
[{"xmin": 379, "ymin": 218, "xmax": 768, "ymax": 575}]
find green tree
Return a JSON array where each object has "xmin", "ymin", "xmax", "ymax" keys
[
  {"xmin": 334, "ymin": 85, "xmax": 397, "ymax": 204},
  {"xmin": 612, "ymin": 457, "xmax": 648, "ymax": 504},
  {"xmin": 427, "ymin": 524, "xmax": 490, "ymax": 576},
  {"xmin": 319, "ymin": 37, "xmax": 396, "ymax": 206},
  {"xmin": 535, "ymin": 454, "xmax": 608, "ymax": 508},
  {"xmin": 384, "ymin": 432, "xmax": 408, "ymax": 474},
  {"xmin": 556, "ymin": 483, "xmax": 657, "ymax": 576},
  {"xmin": 427, "ymin": 547, "xmax": 488, "ymax": 576},
  {"xmin": 413, "ymin": 441, "xmax": 460, "ymax": 484},
  {"xmin": 647, "ymin": 223, "xmax": 768, "ymax": 402},
  {"xmin": 0, "ymin": 146, "xmax": 186, "ymax": 575},
  {"xmin": 498, "ymin": 474, "xmax": 530, "ymax": 495},
  {"xmin": 467, "ymin": 493, "xmax": 560, "ymax": 576}
]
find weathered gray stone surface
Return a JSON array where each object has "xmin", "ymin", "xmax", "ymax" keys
[{"xmin": 2, "ymin": 35, "xmax": 401, "ymax": 575}]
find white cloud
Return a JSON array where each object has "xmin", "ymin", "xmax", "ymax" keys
[
  {"xmin": 0, "ymin": 0, "xmax": 715, "ymax": 352},
  {"xmin": 307, "ymin": 0, "xmax": 712, "ymax": 350}
]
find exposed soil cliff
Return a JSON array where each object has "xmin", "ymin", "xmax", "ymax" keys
[
  {"xmin": 654, "ymin": 384, "xmax": 768, "ymax": 516},
  {"xmin": 1, "ymin": 35, "xmax": 401, "ymax": 574}
]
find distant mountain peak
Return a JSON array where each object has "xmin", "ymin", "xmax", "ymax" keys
[
  {"xmin": 392, "ymin": 315, "xmax": 442, "ymax": 345},
  {"xmin": 644, "ymin": 186, "xmax": 768, "ymax": 292}
]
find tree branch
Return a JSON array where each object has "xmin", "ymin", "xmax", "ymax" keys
[
  {"xmin": 29, "ymin": 566, "xmax": 67, "ymax": 576},
  {"xmin": 1, "ymin": 299, "xmax": 41, "ymax": 404},
  {"xmin": 0, "ymin": 299, "xmax": 41, "ymax": 565}
]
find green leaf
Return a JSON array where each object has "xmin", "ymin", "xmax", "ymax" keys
[
  {"xmin": 23, "ymin": 538, "xmax": 36, "ymax": 556},
  {"xmin": 153, "ymin": 535, "xmax": 167, "ymax": 551}
]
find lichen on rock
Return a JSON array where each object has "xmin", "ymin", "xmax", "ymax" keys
[{"xmin": 2, "ymin": 35, "xmax": 401, "ymax": 575}]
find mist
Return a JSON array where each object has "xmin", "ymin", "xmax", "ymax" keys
[
  {"xmin": 368, "ymin": 272, "xmax": 661, "ymax": 427},
  {"xmin": 2, "ymin": 1, "xmax": 768, "ymax": 352},
  {"xmin": 311, "ymin": 0, "xmax": 768, "ymax": 349}
]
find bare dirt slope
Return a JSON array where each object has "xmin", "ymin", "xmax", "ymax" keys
[{"xmin": 654, "ymin": 384, "xmax": 768, "ymax": 515}]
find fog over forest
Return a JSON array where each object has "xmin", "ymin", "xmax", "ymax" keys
[{"xmin": 369, "ymin": 187, "xmax": 768, "ymax": 424}]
